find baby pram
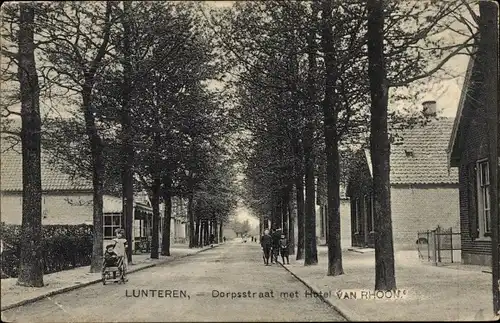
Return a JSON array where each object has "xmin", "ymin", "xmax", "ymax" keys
[{"xmin": 102, "ymin": 255, "xmax": 126, "ymax": 285}]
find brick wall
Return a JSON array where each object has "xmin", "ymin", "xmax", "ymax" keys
[
  {"xmin": 456, "ymin": 61, "xmax": 492, "ymax": 265},
  {"xmin": 391, "ymin": 184, "xmax": 460, "ymax": 250}
]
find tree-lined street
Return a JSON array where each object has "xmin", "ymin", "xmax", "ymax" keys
[
  {"xmin": 1, "ymin": 242, "xmax": 346, "ymax": 322},
  {"xmin": 1, "ymin": 0, "xmax": 499, "ymax": 320}
]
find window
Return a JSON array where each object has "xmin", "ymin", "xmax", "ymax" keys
[
  {"xmin": 477, "ymin": 160, "xmax": 491, "ymax": 237},
  {"xmin": 104, "ymin": 213, "xmax": 122, "ymax": 240}
]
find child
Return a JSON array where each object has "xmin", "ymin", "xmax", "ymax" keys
[
  {"xmin": 103, "ymin": 244, "xmax": 118, "ymax": 269},
  {"xmin": 279, "ymin": 234, "xmax": 289, "ymax": 265},
  {"xmin": 113, "ymin": 229, "xmax": 128, "ymax": 281}
]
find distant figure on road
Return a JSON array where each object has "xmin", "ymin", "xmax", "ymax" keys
[
  {"xmin": 209, "ymin": 234, "xmax": 215, "ymax": 247},
  {"xmin": 271, "ymin": 228, "xmax": 281, "ymax": 264},
  {"xmin": 279, "ymin": 234, "xmax": 289, "ymax": 265},
  {"xmin": 223, "ymin": 236, "xmax": 226, "ymax": 242},
  {"xmin": 260, "ymin": 229, "xmax": 272, "ymax": 265}
]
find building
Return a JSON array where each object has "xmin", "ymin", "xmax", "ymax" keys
[
  {"xmin": 347, "ymin": 103, "xmax": 460, "ymax": 250},
  {"xmin": 316, "ymin": 183, "xmax": 352, "ymax": 249},
  {"xmin": 162, "ymin": 196, "xmax": 188, "ymax": 245},
  {"xmin": 0, "ymin": 137, "xmax": 187, "ymax": 252},
  {"xmin": 448, "ymin": 54, "xmax": 495, "ymax": 266}
]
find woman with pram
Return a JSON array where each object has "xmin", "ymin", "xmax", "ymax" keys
[{"xmin": 102, "ymin": 229, "xmax": 128, "ymax": 282}]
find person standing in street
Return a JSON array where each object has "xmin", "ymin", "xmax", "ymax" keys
[
  {"xmin": 260, "ymin": 229, "xmax": 272, "ymax": 265},
  {"xmin": 279, "ymin": 234, "xmax": 290, "ymax": 265},
  {"xmin": 271, "ymin": 228, "xmax": 281, "ymax": 264}
]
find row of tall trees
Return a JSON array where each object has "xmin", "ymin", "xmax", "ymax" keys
[
  {"xmin": 1, "ymin": 1, "xmax": 238, "ymax": 286},
  {"xmin": 206, "ymin": 0, "xmax": 478, "ymax": 290}
]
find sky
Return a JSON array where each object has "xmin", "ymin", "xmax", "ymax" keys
[{"xmin": 234, "ymin": 204, "xmax": 259, "ymax": 228}]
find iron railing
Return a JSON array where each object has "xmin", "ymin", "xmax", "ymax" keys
[{"xmin": 417, "ymin": 226, "xmax": 461, "ymax": 265}]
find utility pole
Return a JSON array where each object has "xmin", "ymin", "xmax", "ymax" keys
[{"xmin": 479, "ymin": 0, "xmax": 499, "ymax": 316}]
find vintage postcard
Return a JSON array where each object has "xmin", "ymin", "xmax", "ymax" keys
[{"xmin": 1, "ymin": 0, "xmax": 499, "ymax": 322}]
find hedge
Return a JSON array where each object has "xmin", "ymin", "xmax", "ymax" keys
[{"xmin": 1, "ymin": 223, "xmax": 93, "ymax": 278}]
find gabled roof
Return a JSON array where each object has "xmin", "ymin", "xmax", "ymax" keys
[
  {"xmin": 447, "ymin": 56, "xmax": 475, "ymax": 167},
  {"xmin": 350, "ymin": 118, "xmax": 459, "ymax": 185},
  {"xmin": 1, "ymin": 139, "xmax": 93, "ymax": 192},
  {"xmin": 390, "ymin": 118, "xmax": 458, "ymax": 184}
]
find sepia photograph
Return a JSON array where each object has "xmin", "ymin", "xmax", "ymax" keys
[{"xmin": 0, "ymin": 0, "xmax": 499, "ymax": 321}]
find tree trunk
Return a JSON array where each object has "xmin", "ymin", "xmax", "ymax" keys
[
  {"xmin": 195, "ymin": 217, "xmax": 201, "ymax": 247},
  {"xmin": 150, "ymin": 178, "xmax": 160, "ymax": 259},
  {"xmin": 321, "ymin": 0, "xmax": 343, "ymax": 276},
  {"xmin": 304, "ymin": 124, "xmax": 317, "ymax": 265},
  {"xmin": 188, "ymin": 193, "xmax": 195, "ymax": 248},
  {"xmin": 205, "ymin": 221, "xmax": 209, "ymax": 245},
  {"xmin": 83, "ymin": 87, "xmax": 105, "ymax": 273},
  {"xmin": 201, "ymin": 221, "xmax": 205, "ymax": 246},
  {"xmin": 479, "ymin": 1, "xmax": 500, "ymax": 314},
  {"xmin": 161, "ymin": 176, "xmax": 172, "ymax": 256},
  {"xmin": 295, "ymin": 177, "xmax": 305, "ymax": 260},
  {"xmin": 81, "ymin": 2, "xmax": 112, "ymax": 273},
  {"xmin": 219, "ymin": 221, "xmax": 223, "ymax": 242},
  {"xmin": 203, "ymin": 221, "xmax": 207, "ymax": 246},
  {"xmin": 288, "ymin": 189, "xmax": 295, "ymax": 255},
  {"xmin": 120, "ymin": 0, "xmax": 134, "ymax": 265},
  {"xmin": 281, "ymin": 189, "xmax": 288, "ymax": 233},
  {"xmin": 367, "ymin": 0, "xmax": 397, "ymax": 291},
  {"xmin": 214, "ymin": 220, "xmax": 219, "ymax": 243},
  {"xmin": 201, "ymin": 220, "xmax": 206, "ymax": 246},
  {"xmin": 303, "ymin": 1, "xmax": 320, "ymax": 266},
  {"xmin": 270, "ymin": 198, "xmax": 276, "ymax": 230},
  {"xmin": 276, "ymin": 194, "xmax": 283, "ymax": 230},
  {"xmin": 17, "ymin": 3, "xmax": 43, "ymax": 287}
]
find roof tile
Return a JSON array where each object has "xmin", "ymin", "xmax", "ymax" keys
[
  {"xmin": 390, "ymin": 118, "xmax": 458, "ymax": 185},
  {"xmin": 1, "ymin": 142, "xmax": 92, "ymax": 192}
]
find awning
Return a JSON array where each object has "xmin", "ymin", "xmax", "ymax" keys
[
  {"xmin": 103, "ymin": 195, "xmax": 122, "ymax": 213},
  {"xmin": 103, "ymin": 195, "xmax": 153, "ymax": 214}
]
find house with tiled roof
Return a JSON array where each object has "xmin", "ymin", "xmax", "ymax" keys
[
  {"xmin": 346, "ymin": 102, "xmax": 459, "ymax": 249},
  {"xmin": 0, "ymin": 126, "xmax": 187, "ymax": 251},
  {"xmin": 447, "ymin": 46, "xmax": 498, "ymax": 266}
]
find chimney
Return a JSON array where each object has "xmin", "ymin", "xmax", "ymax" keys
[{"xmin": 422, "ymin": 100, "xmax": 437, "ymax": 117}]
